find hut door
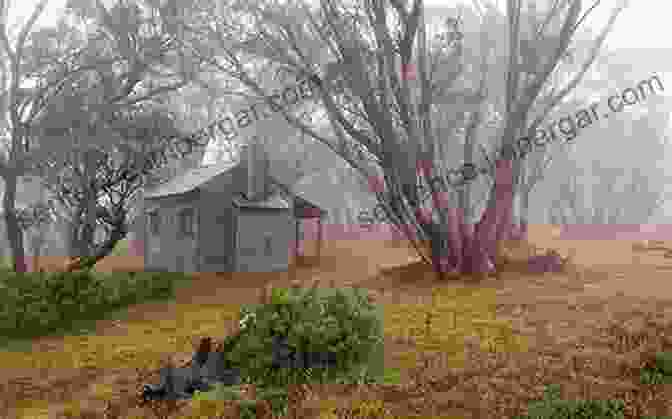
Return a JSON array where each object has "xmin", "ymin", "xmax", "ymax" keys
[{"xmin": 177, "ymin": 207, "xmax": 197, "ymax": 273}]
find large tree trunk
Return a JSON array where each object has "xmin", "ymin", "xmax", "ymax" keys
[
  {"xmin": 80, "ymin": 150, "xmax": 98, "ymax": 259},
  {"xmin": 518, "ymin": 187, "xmax": 530, "ymax": 240},
  {"xmin": 508, "ymin": 186, "xmax": 531, "ymax": 242},
  {"xmin": 68, "ymin": 223, "xmax": 79, "ymax": 259},
  {"xmin": 424, "ymin": 158, "xmax": 515, "ymax": 279},
  {"xmin": 424, "ymin": 220, "xmax": 445, "ymax": 279},
  {"xmin": 68, "ymin": 221, "xmax": 88, "ymax": 259},
  {"xmin": 2, "ymin": 173, "xmax": 27, "ymax": 272},
  {"xmin": 64, "ymin": 221, "xmax": 127, "ymax": 272},
  {"xmin": 469, "ymin": 167, "xmax": 512, "ymax": 277},
  {"xmin": 29, "ymin": 229, "xmax": 46, "ymax": 272},
  {"xmin": 65, "ymin": 152, "xmax": 100, "ymax": 261},
  {"xmin": 445, "ymin": 205, "xmax": 464, "ymax": 271}
]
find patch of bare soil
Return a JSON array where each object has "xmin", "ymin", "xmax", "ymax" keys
[
  {"xmin": 29, "ymin": 256, "xmax": 147, "ymax": 273},
  {"xmin": 3, "ymin": 229, "xmax": 672, "ymax": 418}
]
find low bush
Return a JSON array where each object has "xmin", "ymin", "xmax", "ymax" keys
[
  {"xmin": 640, "ymin": 351, "xmax": 672, "ymax": 385},
  {"xmin": 225, "ymin": 285, "xmax": 385, "ymax": 388},
  {"xmin": 0, "ymin": 269, "xmax": 192, "ymax": 340},
  {"xmin": 142, "ymin": 285, "xmax": 386, "ymax": 417}
]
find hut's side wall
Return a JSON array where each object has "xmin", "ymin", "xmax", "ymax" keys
[{"xmin": 144, "ymin": 191, "xmax": 199, "ymax": 272}]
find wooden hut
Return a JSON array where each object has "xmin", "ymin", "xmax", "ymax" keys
[{"xmin": 141, "ymin": 139, "xmax": 326, "ymax": 273}]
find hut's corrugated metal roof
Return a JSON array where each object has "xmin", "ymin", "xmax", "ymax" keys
[
  {"xmin": 144, "ymin": 160, "xmax": 238, "ymax": 199},
  {"xmin": 142, "ymin": 157, "xmax": 328, "ymax": 217}
]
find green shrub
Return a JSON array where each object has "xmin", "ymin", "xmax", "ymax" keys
[
  {"xmin": 516, "ymin": 384, "xmax": 626, "ymax": 419},
  {"xmin": 224, "ymin": 286, "xmax": 384, "ymax": 388},
  {"xmin": 0, "ymin": 270, "xmax": 189, "ymax": 340},
  {"xmin": 640, "ymin": 351, "xmax": 672, "ymax": 385},
  {"xmin": 654, "ymin": 351, "xmax": 672, "ymax": 375},
  {"xmin": 640, "ymin": 368, "xmax": 670, "ymax": 385},
  {"xmin": 44, "ymin": 271, "xmax": 105, "ymax": 317}
]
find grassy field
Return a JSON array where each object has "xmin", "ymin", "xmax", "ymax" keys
[
  {"xmin": 1, "ymin": 233, "xmax": 672, "ymax": 417},
  {"xmin": 4, "ymin": 282, "xmax": 526, "ymax": 418}
]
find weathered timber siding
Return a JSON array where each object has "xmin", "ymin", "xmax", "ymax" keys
[
  {"xmin": 197, "ymin": 191, "xmax": 235, "ymax": 272},
  {"xmin": 235, "ymin": 208, "xmax": 293, "ymax": 272},
  {"xmin": 198, "ymin": 171, "xmax": 236, "ymax": 272},
  {"xmin": 144, "ymin": 190, "xmax": 199, "ymax": 272}
]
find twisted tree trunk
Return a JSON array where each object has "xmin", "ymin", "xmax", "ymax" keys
[
  {"xmin": 64, "ymin": 222, "xmax": 127, "ymax": 272},
  {"xmin": 2, "ymin": 173, "xmax": 27, "ymax": 273},
  {"xmin": 423, "ymin": 158, "xmax": 515, "ymax": 279}
]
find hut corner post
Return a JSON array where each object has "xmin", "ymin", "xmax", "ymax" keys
[
  {"xmin": 293, "ymin": 217, "xmax": 301, "ymax": 271},
  {"xmin": 317, "ymin": 214, "xmax": 323, "ymax": 260}
]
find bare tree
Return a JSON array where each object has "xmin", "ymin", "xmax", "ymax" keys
[
  {"xmin": 17, "ymin": 198, "xmax": 55, "ymax": 272},
  {"xmin": 548, "ymin": 121, "xmax": 671, "ymax": 229},
  {"xmin": 158, "ymin": 0, "xmax": 626, "ymax": 279},
  {"xmin": 0, "ymin": 0, "xmax": 53, "ymax": 272},
  {"xmin": 453, "ymin": 1, "xmax": 625, "ymax": 242},
  {"xmin": 544, "ymin": 44, "xmax": 672, "ymax": 229},
  {"xmin": 25, "ymin": 0, "xmax": 197, "ymax": 271}
]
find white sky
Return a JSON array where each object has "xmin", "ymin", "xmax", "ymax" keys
[
  {"xmin": 11, "ymin": 0, "xmax": 671, "ymax": 50},
  {"xmin": 14, "ymin": 0, "xmax": 668, "ymax": 86}
]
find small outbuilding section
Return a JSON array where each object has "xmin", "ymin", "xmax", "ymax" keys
[
  {"xmin": 141, "ymin": 139, "xmax": 326, "ymax": 273},
  {"xmin": 292, "ymin": 194, "xmax": 327, "ymax": 264}
]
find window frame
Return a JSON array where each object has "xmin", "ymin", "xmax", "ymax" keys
[
  {"xmin": 148, "ymin": 210, "xmax": 160, "ymax": 236},
  {"xmin": 178, "ymin": 207, "xmax": 196, "ymax": 238},
  {"xmin": 264, "ymin": 234, "xmax": 272, "ymax": 256}
]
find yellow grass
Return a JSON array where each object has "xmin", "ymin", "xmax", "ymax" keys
[
  {"xmin": 5, "ymin": 281, "xmax": 527, "ymax": 418},
  {"xmin": 384, "ymin": 287, "xmax": 527, "ymax": 371}
]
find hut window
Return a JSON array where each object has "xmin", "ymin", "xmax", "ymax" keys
[
  {"xmin": 178, "ymin": 208, "xmax": 195, "ymax": 237},
  {"xmin": 264, "ymin": 234, "xmax": 272, "ymax": 256},
  {"xmin": 148, "ymin": 211, "xmax": 160, "ymax": 236}
]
